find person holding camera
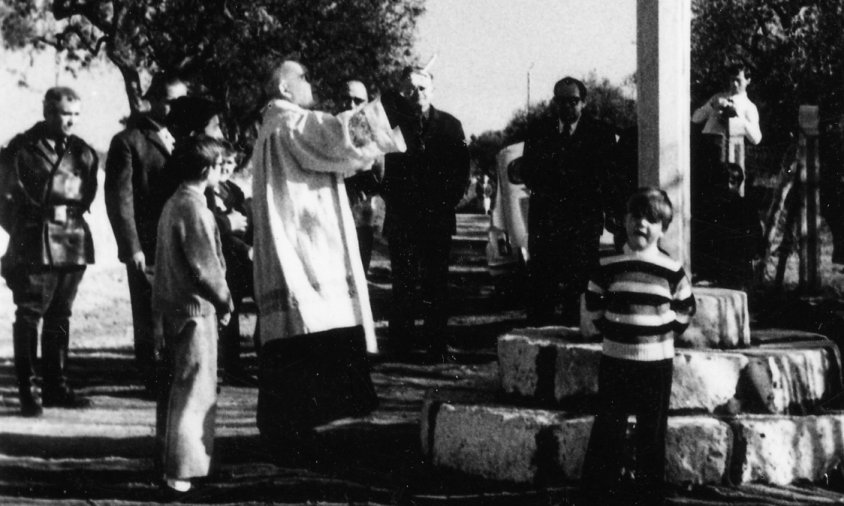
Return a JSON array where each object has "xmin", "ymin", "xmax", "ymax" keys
[{"xmin": 692, "ymin": 62, "xmax": 762, "ymax": 195}]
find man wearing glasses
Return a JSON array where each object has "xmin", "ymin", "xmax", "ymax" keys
[
  {"xmin": 381, "ymin": 66, "xmax": 470, "ymax": 364},
  {"xmin": 521, "ymin": 76, "xmax": 616, "ymax": 327},
  {"xmin": 338, "ymin": 80, "xmax": 384, "ymax": 275}
]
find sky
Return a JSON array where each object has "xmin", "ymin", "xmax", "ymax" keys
[
  {"xmin": 414, "ymin": 0, "xmax": 637, "ymax": 137},
  {"xmin": 0, "ymin": 0, "xmax": 638, "ymax": 148}
]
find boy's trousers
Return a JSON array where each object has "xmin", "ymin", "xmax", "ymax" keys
[{"xmin": 581, "ymin": 354, "xmax": 673, "ymax": 497}]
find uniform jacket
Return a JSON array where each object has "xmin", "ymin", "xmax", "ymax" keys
[
  {"xmin": 252, "ymin": 99, "xmax": 401, "ymax": 352},
  {"xmin": 382, "ymin": 104, "xmax": 469, "ymax": 235},
  {"xmin": 0, "ymin": 122, "xmax": 98, "ymax": 273},
  {"xmin": 521, "ymin": 114, "xmax": 616, "ymax": 249},
  {"xmin": 105, "ymin": 114, "xmax": 177, "ymax": 262}
]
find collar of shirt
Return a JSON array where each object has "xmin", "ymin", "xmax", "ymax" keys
[
  {"xmin": 43, "ymin": 136, "xmax": 66, "ymax": 154},
  {"xmin": 558, "ymin": 118, "xmax": 579, "ymax": 136}
]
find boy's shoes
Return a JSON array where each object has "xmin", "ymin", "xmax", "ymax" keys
[
  {"xmin": 159, "ymin": 479, "xmax": 191, "ymax": 503},
  {"xmin": 42, "ymin": 386, "xmax": 91, "ymax": 408}
]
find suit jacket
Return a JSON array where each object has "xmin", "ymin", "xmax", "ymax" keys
[
  {"xmin": 0, "ymin": 122, "xmax": 98, "ymax": 273},
  {"xmin": 105, "ymin": 114, "xmax": 177, "ymax": 262},
  {"xmin": 521, "ymin": 114, "xmax": 616, "ymax": 252},
  {"xmin": 382, "ymin": 104, "xmax": 469, "ymax": 235}
]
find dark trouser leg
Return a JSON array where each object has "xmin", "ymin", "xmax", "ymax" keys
[
  {"xmin": 13, "ymin": 320, "xmax": 40, "ymax": 408},
  {"xmin": 127, "ymin": 265, "xmax": 155, "ymax": 390},
  {"xmin": 41, "ymin": 268, "xmax": 86, "ymax": 402},
  {"xmin": 633, "ymin": 358, "xmax": 674, "ymax": 497},
  {"xmin": 581, "ymin": 356, "xmax": 631, "ymax": 500},
  {"xmin": 9, "ymin": 268, "xmax": 52, "ymax": 413},
  {"xmin": 388, "ymin": 228, "xmax": 418, "ymax": 349},
  {"xmin": 357, "ymin": 226, "xmax": 374, "ymax": 273},
  {"xmin": 219, "ymin": 307, "xmax": 241, "ymax": 370},
  {"xmin": 419, "ymin": 232, "xmax": 451, "ymax": 354},
  {"xmin": 526, "ymin": 249, "xmax": 559, "ymax": 326}
]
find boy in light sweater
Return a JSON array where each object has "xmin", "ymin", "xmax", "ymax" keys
[
  {"xmin": 580, "ymin": 187, "xmax": 696, "ymax": 505},
  {"xmin": 152, "ymin": 135, "xmax": 233, "ymax": 497}
]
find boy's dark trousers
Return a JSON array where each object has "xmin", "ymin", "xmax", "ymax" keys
[{"xmin": 581, "ymin": 355, "xmax": 673, "ymax": 503}]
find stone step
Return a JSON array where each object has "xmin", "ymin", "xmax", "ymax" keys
[
  {"xmin": 498, "ymin": 328, "xmax": 842, "ymax": 415},
  {"xmin": 421, "ymin": 395, "xmax": 844, "ymax": 486}
]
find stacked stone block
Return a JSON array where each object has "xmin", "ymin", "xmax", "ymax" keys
[{"xmin": 422, "ymin": 287, "xmax": 844, "ymax": 486}]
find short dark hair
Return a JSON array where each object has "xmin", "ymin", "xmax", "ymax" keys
[
  {"xmin": 43, "ymin": 87, "xmax": 80, "ymax": 113},
  {"xmin": 167, "ymin": 96, "xmax": 221, "ymax": 137},
  {"xmin": 627, "ymin": 187, "xmax": 674, "ymax": 231},
  {"xmin": 145, "ymin": 72, "xmax": 187, "ymax": 100},
  {"xmin": 553, "ymin": 76, "xmax": 587, "ymax": 101},
  {"xmin": 171, "ymin": 135, "xmax": 224, "ymax": 183},
  {"xmin": 725, "ymin": 61, "xmax": 752, "ymax": 80}
]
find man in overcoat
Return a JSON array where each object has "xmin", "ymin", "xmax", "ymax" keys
[
  {"xmin": 381, "ymin": 66, "xmax": 470, "ymax": 362},
  {"xmin": 251, "ymin": 60, "xmax": 403, "ymax": 450},
  {"xmin": 521, "ymin": 76, "xmax": 616, "ymax": 326},
  {"xmin": 104, "ymin": 73, "xmax": 188, "ymax": 392},
  {"xmin": 0, "ymin": 87, "xmax": 98, "ymax": 416}
]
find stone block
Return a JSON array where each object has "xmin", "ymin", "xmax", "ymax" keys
[
  {"xmin": 680, "ymin": 287, "xmax": 751, "ymax": 348},
  {"xmin": 422, "ymin": 400, "xmax": 732, "ymax": 485},
  {"xmin": 499, "ymin": 329, "xmax": 839, "ymax": 415},
  {"xmin": 497, "ymin": 330, "xmax": 600, "ymax": 402},
  {"xmin": 672, "ymin": 351, "xmax": 748, "ymax": 412},
  {"xmin": 422, "ymin": 400, "xmax": 580, "ymax": 482},
  {"xmin": 666, "ymin": 417, "xmax": 732, "ymax": 484},
  {"xmin": 737, "ymin": 414, "xmax": 844, "ymax": 485},
  {"xmin": 739, "ymin": 345, "xmax": 838, "ymax": 415},
  {"xmin": 499, "ymin": 332, "xmax": 747, "ymax": 413}
]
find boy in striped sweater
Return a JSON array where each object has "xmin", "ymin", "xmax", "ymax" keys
[{"xmin": 580, "ymin": 187, "xmax": 695, "ymax": 505}]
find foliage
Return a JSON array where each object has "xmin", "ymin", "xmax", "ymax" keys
[
  {"xmin": 1, "ymin": 0, "xmax": 425, "ymax": 147},
  {"xmin": 468, "ymin": 73, "xmax": 636, "ymax": 176},
  {"xmin": 691, "ymin": 0, "xmax": 844, "ymax": 143}
]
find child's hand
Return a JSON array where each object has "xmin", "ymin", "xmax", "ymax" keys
[{"xmin": 219, "ymin": 312, "xmax": 232, "ymax": 327}]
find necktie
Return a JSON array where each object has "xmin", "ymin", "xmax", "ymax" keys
[
  {"xmin": 55, "ymin": 137, "xmax": 67, "ymax": 159},
  {"xmin": 561, "ymin": 123, "xmax": 572, "ymax": 142}
]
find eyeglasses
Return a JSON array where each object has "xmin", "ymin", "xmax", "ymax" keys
[
  {"xmin": 342, "ymin": 96, "xmax": 366, "ymax": 105},
  {"xmin": 554, "ymin": 96, "xmax": 582, "ymax": 106}
]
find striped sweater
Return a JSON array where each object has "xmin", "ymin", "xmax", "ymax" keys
[{"xmin": 582, "ymin": 245, "xmax": 696, "ymax": 361}]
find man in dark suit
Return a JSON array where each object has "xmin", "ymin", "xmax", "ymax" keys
[
  {"xmin": 105, "ymin": 73, "xmax": 188, "ymax": 392},
  {"xmin": 382, "ymin": 66, "xmax": 470, "ymax": 362},
  {"xmin": 521, "ymin": 76, "xmax": 616, "ymax": 326},
  {"xmin": 0, "ymin": 87, "xmax": 98, "ymax": 416}
]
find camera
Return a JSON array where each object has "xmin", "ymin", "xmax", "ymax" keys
[{"xmin": 718, "ymin": 99, "xmax": 737, "ymax": 121}]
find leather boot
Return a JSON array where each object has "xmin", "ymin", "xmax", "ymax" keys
[
  {"xmin": 42, "ymin": 321, "xmax": 89, "ymax": 408},
  {"xmin": 13, "ymin": 321, "xmax": 42, "ymax": 417}
]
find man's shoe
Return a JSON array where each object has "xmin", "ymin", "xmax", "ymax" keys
[{"xmin": 43, "ymin": 387, "xmax": 91, "ymax": 408}]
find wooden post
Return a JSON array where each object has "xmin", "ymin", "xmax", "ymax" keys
[
  {"xmin": 798, "ymin": 105, "xmax": 821, "ymax": 294},
  {"xmin": 637, "ymin": 0, "xmax": 692, "ymax": 272}
]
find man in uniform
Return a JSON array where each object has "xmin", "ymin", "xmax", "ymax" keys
[{"xmin": 0, "ymin": 87, "xmax": 99, "ymax": 416}]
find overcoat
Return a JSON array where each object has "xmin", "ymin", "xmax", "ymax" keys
[
  {"xmin": 0, "ymin": 122, "xmax": 98, "ymax": 274},
  {"xmin": 251, "ymin": 99, "xmax": 397, "ymax": 352},
  {"xmin": 105, "ymin": 114, "xmax": 176, "ymax": 262},
  {"xmin": 521, "ymin": 114, "xmax": 616, "ymax": 265}
]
